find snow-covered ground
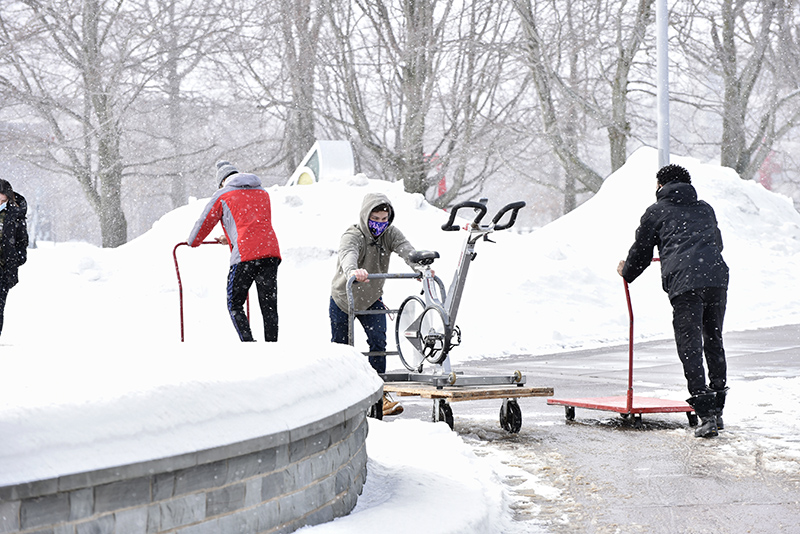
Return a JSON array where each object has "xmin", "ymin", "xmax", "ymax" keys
[{"xmin": 1, "ymin": 147, "xmax": 799, "ymax": 533}]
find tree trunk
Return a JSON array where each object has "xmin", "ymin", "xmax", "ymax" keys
[
  {"xmin": 400, "ymin": 0, "xmax": 435, "ymax": 195},
  {"xmin": 282, "ymin": 0, "xmax": 322, "ymax": 174},
  {"xmin": 166, "ymin": 0, "xmax": 186, "ymax": 209},
  {"xmin": 513, "ymin": 0, "xmax": 604, "ymax": 194},
  {"xmin": 714, "ymin": 0, "xmax": 776, "ymax": 176}
]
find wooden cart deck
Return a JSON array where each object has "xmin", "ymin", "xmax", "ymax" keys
[{"xmin": 383, "ymin": 382, "xmax": 554, "ymax": 402}]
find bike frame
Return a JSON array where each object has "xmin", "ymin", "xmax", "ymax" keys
[
  {"xmin": 426, "ymin": 200, "xmax": 525, "ymax": 327},
  {"xmin": 403, "ymin": 199, "xmax": 526, "ymax": 367},
  {"xmin": 345, "ymin": 272, "xmax": 446, "ymax": 351}
]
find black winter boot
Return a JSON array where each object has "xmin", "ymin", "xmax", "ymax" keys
[
  {"xmin": 686, "ymin": 393, "xmax": 719, "ymax": 438},
  {"xmin": 712, "ymin": 387, "xmax": 728, "ymax": 430}
]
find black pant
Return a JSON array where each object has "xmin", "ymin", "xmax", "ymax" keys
[
  {"xmin": 227, "ymin": 257, "xmax": 280, "ymax": 342},
  {"xmin": 671, "ymin": 287, "xmax": 727, "ymax": 396},
  {"xmin": 0, "ymin": 278, "xmax": 8, "ymax": 336}
]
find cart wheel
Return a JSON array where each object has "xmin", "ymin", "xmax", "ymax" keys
[
  {"xmin": 500, "ymin": 399, "xmax": 522, "ymax": 433},
  {"xmin": 367, "ymin": 398, "xmax": 383, "ymax": 420},
  {"xmin": 564, "ymin": 406, "xmax": 575, "ymax": 421},
  {"xmin": 687, "ymin": 412, "xmax": 698, "ymax": 427},
  {"xmin": 513, "ymin": 370, "xmax": 523, "ymax": 383},
  {"xmin": 632, "ymin": 414, "xmax": 643, "ymax": 429},
  {"xmin": 433, "ymin": 399, "xmax": 454, "ymax": 430},
  {"xmin": 448, "ymin": 372, "xmax": 457, "ymax": 385}
]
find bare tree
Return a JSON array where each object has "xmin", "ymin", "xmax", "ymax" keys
[
  {"xmin": 512, "ymin": 0, "xmax": 603, "ymax": 202},
  {"xmin": 320, "ymin": 0, "xmax": 526, "ymax": 206},
  {"xmin": 149, "ymin": 0, "xmax": 223, "ymax": 208},
  {"xmin": 320, "ymin": 0, "xmax": 453, "ymax": 195},
  {"xmin": 206, "ymin": 0, "xmax": 322, "ymax": 179},
  {"xmin": 512, "ymin": 0, "xmax": 655, "ymax": 211},
  {"xmin": 0, "ymin": 0, "xmax": 182, "ymax": 247},
  {"xmin": 280, "ymin": 0, "xmax": 325, "ymax": 173},
  {"xmin": 672, "ymin": 0, "xmax": 800, "ymax": 180},
  {"xmin": 426, "ymin": 0, "xmax": 529, "ymax": 207},
  {"xmin": 608, "ymin": 0, "xmax": 655, "ymax": 171}
]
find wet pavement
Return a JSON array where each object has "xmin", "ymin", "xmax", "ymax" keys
[{"xmin": 389, "ymin": 324, "xmax": 800, "ymax": 533}]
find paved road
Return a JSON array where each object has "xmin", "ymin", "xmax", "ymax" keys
[{"xmin": 390, "ymin": 324, "xmax": 800, "ymax": 534}]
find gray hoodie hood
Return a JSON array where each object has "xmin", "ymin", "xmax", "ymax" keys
[
  {"xmin": 330, "ymin": 192, "xmax": 417, "ymax": 313},
  {"xmin": 357, "ymin": 192, "xmax": 395, "ymax": 239}
]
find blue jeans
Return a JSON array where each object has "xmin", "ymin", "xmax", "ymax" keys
[{"xmin": 330, "ymin": 297, "xmax": 386, "ymax": 373}]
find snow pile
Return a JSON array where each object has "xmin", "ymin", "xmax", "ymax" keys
[
  {"xmin": 0, "ymin": 341, "xmax": 383, "ymax": 487},
  {"xmin": 304, "ymin": 419, "xmax": 512, "ymax": 534}
]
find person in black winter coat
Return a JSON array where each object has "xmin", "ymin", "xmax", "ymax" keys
[
  {"xmin": 617, "ymin": 164, "xmax": 729, "ymax": 438},
  {"xmin": 0, "ymin": 179, "xmax": 29, "ymax": 337}
]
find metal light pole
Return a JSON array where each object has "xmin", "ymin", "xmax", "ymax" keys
[{"xmin": 657, "ymin": 0, "xmax": 670, "ymax": 168}]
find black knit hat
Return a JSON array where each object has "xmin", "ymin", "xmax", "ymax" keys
[{"xmin": 656, "ymin": 164, "xmax": 691, "ymax": 185}]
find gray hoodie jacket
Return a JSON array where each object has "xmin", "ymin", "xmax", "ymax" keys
[{"xmin": 330, "ymin": 192, "xmax": 417, "ymax": 312}]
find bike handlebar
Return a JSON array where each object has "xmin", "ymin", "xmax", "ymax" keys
[
  {"xmin": 492, "ymin": 201, "xmax": 526, "ymax": 231},
  {"xmin": 441, "ymin": 201, "xmax": 488, "ymax": 231},
  {"xmin": 441, "ymin": 200, "xmax": 526, "ymax": 232}
]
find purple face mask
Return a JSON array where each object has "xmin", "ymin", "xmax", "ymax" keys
[{"xmin": 368, "ymin": 219, "xmax": 389, "ymax": 237}]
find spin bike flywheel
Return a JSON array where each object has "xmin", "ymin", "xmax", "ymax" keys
[{"xmin": 395, "ymin": 296, "xmax": 453, "ymax": 371}]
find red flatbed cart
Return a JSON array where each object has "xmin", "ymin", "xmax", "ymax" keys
[{"xmin": 547, "ymin": 276, "xmax": 698, "ymax": 429}]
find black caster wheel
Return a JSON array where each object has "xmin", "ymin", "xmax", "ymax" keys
[
  {"xmin": 687, "ymin": 412, "xmax": 698, "ymax": 427},
  {"xmin": 565, "ymin": 406, "xmax": 575, "ymax": 421},
  {"xmin": 500, "ymin": 399, "xmax": 522, "ymax": 433},
  {"xmin": 433, "ymin": 399, "xmax": 454, "ymax": 430},
  {"xmin": 632, "ymin": 414, "xmax": 643, "ymax": 429},
  {"xmin": 368, "ymin": 398, "xmax": 383, "ymax": 420}
]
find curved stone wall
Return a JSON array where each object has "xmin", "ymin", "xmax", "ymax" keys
[{"xmin": 0, "ymin": 390, "xmax": 381, "ymax": 534}]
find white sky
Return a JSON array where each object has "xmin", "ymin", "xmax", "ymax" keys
[{"xmin": 1, "ymin": 147, "xmax": 799, "ymax": 533}]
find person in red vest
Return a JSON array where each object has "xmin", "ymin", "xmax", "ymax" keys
[{"xmin": 188, "ymin": 161, "xmax": 281, "ymax": 341}]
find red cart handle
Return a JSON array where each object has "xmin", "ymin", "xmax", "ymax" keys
[
  {"xmin": 174, "ymin": 241, "xmax": 249, "ymax": 342},
  {"xmin": 622, "ymin": 257, "xmax": 660, "ymax": 411},
  {"xmin": 174, "ymin": 241, "xmax": 221, "ymax": 342}
]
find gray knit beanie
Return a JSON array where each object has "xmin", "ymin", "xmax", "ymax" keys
[{"xmin": 215, "ymin": 160, "xmax": 239, "ymax": 187}]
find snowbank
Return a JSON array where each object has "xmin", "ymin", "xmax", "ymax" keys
[{"xmin": 0, "ymin": 341, "xmax": 382, "ymax": 487}]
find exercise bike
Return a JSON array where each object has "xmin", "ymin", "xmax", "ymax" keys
[
  {"xmin": 346, "ymin": 199, "xmax": 553, "ymax": 432},
  {"xmin": 394, "ymin": 199, "xmax": 526, "ymax": 374}
]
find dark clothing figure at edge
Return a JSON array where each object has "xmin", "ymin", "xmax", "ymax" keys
[
  {"xmin": 618, "ymin": 163, "xmax": 729, "ymax": 438},
  {"xmin": 188, "ymin": 161, "xmax": 281, "ymax": 342},
  {"xmin": 330, "ymin": 192, "xmax": 422, "ymax": 416},
  {"xmin": 0, "ymin": 179, "xmax": 29, "ymax": 337}
]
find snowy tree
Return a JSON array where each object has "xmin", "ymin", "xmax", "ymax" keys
[
  {"xmin": 0, "ymin": 0, "xmax": 146, "ymax": 247},
  {"xmin": 673, "ymin": 0, "xmax": 800, "ymax": 181},
  {"xmin": 512, "ymin": 0, "xmax": 655, "ymax": 212},
  {"xmin": 319, "ymin": 0, "xmax": 526, "ymax": 205}
]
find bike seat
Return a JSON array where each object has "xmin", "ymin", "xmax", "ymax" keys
[{"xmin": 409, "ymin": 250, "xmax": 440, "ymax": 265}]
